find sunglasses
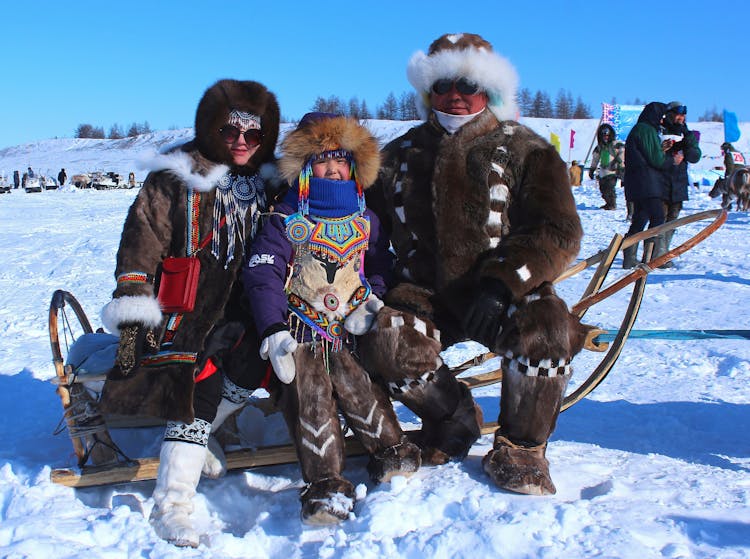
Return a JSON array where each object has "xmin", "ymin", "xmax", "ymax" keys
[
  {"xmin": 431, "ymin": 77, "xmax": 481, "ymax": 96},
  {"xmin": 218, "ymin": 125, "xmax": 262, "ymax": 146},
  {"xmin": 670, "ymin": 105, "xmax": 687, "ymax": 115}
]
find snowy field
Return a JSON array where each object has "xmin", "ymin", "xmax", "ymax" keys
[{"xmin": 0, "ymin": 121, "xmax": 749, "ymax": 558}]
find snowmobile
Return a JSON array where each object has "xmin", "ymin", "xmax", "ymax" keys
[{"xmin": 47, "ymin": 210, "xmax": 727, "ymax": 487}]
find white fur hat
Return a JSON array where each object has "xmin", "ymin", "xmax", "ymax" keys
[{"xmin": 406, "ymin": 33, "xmax": 519, "ymax": 122}]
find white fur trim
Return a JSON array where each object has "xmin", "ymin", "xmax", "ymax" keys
[
  {"xmin": 137, "ymin": 149, "xmax": 229, "ymax": 192},
  {"xmin": 516, "ymin": 264, "xmax": 531, "ymax": 283},
  {"xmin": 101, "ymin": 294, "xmax": 163, "ymax": 334},
  {"xmin": 407, "ymin": 45, "xmax": 519, "ymax": 122}
]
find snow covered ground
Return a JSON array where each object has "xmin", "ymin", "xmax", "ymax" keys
[{"xmin": 0, "ymin": 120, "xmax": 749, "ymax": 558}]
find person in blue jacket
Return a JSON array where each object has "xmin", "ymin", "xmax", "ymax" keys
[{"xmin": 243, "ymin": 113, "xmax": 421, "ymax": 525}]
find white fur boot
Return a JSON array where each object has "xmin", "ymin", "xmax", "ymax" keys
[{"xmin": 150, "ymin": 424, "xmax": 209, "ymax": 548}]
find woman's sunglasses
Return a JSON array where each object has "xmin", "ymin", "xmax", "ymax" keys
[
  {"xmin": 431, "ymin": 77, "xmax": 481, "ymax": 96},
  {"xmin": 219, "ymin": 125, "xmax": 262, "ymax": 146}
]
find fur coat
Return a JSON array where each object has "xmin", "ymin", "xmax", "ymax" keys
[{"xmin": 366, "ymin": 109, "xmax": 583, "ymax": 344}]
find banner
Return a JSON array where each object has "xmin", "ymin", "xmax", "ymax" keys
[
  {"xmin": 601, "ymin": 103, "xmax": 644, "ymax": 141},
  {"xmin": 569, "ymin": 129, "xmax": 576, "ymax": 149},
  {"xmin": 550, "ymin": 132, "xmax": 560, "ymax": 153},
  {"xmin": 724, "ymin": 110, "xmax": 741, "ymax": 143}
]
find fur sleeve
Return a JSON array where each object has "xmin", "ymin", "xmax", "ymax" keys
[{"xmin": 477, "ymin": 146, "xmax": 582, "ymax": 299}]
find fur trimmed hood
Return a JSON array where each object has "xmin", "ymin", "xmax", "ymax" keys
[
  {"xmin": 193, "ymin": 79, "xmax": 280, "ymax": 174},
  {"xmin": 407, "ymin": 33, "xmax": 519, "ymax": 122},
  {"xmin": 279, "ymin": 114, "xmax": 381, "ymax": 189}
]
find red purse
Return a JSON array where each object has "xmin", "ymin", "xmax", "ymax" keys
[
  {"xmin": 157, "ymin": 256, "xmax": 201, "ymax": 313},
  {"xmin": 156, "ymin": 202, "xmax": 226, "ymax": 314}
]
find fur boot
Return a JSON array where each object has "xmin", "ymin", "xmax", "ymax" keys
[
  {"xmin": 300, "ymin": 477, "xmax": 356, "ymax": 525},
  {"xmin": 366, "ymin": 436, "xmax": 422, "ymax": 483},
  {"xmin": 482, "ymin": 369, "xmax": 569, "ymax": 495},
  {"xmin": 150, "ymin": 431, "xmax": 209, "ymax": 548},
  {"xmin": 359, "ymin": 307, "xmax": 482, "ymax": 463}
]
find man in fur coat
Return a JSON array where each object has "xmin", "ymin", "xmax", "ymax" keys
[
  {"xmin": 362, "ymin": 33, "xmax": 589, "ymax": 496},
  {"xmin": 99, "ymin": 79, "xmax": 281, "ymax": 547},
  {"xmin": 243, "ymin": 113, "xmax": 421, "ymax": 524}
]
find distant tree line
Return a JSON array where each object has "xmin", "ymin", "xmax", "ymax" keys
[
  {"xmin": 75, "ymin": 121, "xmax": 153, "ymax": 139},
  {"xmin": 309, "ymin": 89, "xmax": 593, "ymax": 120}
]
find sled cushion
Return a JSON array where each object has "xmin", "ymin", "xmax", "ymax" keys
[{"xmin": 65, "ymin": 333, "xmax": 119, "ymax": 377}]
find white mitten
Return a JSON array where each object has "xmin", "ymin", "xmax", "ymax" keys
[
  {"xmin": 259, "ymin": 331, "xmax": 298, "ymax": 384},
  {"xmin": 344, "ymin": 295, "xmax": 384, "ymax": 335}
]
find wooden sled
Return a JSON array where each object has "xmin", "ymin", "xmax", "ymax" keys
[{"xmin": 49, "ymin": 210, "xmax": 726, "ymax": 488}]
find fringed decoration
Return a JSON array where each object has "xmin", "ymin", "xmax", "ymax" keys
[{"xmin": 212, "ymin": 173, "xmax": 265, "ymax": 268}]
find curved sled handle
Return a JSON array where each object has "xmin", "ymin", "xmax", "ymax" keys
[{"xmin": 567, "ymin": 209, "xmax": 726, "ymax": 315}]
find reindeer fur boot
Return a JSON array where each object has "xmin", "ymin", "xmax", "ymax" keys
[
  {"xmin": 300, "ymin": 477, "xmax": 356, "ymax": 525},
  {"xmin": 359, "ymin": 307, "xmax": 482, "ymax": 464},
  {"xmin": 367, "ymin": 435, "xmax": 422, "ymax": 483},
  {"xmin": 483, "ymin": 369, "xmax": 569, "ymax": 496}
]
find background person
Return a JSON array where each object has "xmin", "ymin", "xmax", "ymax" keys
[
  {"xmin": 622, "ymin": 102, "xmax": 683, "ymax": 268},
  {"xmin": 660, "ymin": 101, "xmax": 701, "ymax": 268},
  {"xmin": 589, "ymin": 123, "xmax": 624, "ymax": 209}
]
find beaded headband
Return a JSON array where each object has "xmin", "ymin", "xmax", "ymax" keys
[{"xmin": 227, "ymin": 109, "xmax": 261, "ymax": 130}]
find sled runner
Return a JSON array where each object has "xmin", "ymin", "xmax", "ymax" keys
[{"xmin": 48, "ymin": 209, "xmax": 726, "ymax": 487}]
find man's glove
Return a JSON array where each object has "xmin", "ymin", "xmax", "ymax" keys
[
  {"xmin": 114, "ymin": 322, "xmax": 159, "ymax": 376},
  {"xmin": 462, "ymin": 278, "xmax": 512, "ymax": 349},
  {"xmin": 344, "ymin": 295, "xmax": 384, "ymax": 335},
  {"xmin": 259, "ymin": 331, "xmax": 298, "ymax": 384}
]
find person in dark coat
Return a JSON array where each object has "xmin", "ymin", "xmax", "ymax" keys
[
  {"xmin": 13, "ymin": 170, "xmax": 20, "ymax": 189},
  {"xmin": 622, "ymin": 102, "xmax": 684, "ymax": 268},
  {"xmin": 660, "ymin": 102, "xmax": 701, "ymax": 268},
  {"xmin": 57, "ymin": 168, "xmax": 67, "ymax": 186},
  {"xmin": 363, "ymin": 33, "xmax": 591, "ymax": 497}
]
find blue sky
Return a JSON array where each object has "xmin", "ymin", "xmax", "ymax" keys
[{"xmin": 1, "ymin": 0, "xmax": 745, "ymax": 149}]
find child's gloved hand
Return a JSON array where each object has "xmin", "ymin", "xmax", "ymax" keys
[
  {"xmin": 259, "ymin": 331, "xmax": 298, "ymax": 384},
  {"xmin": 344, "ymin": 295, "xmax": 384, "ymax": 335}
]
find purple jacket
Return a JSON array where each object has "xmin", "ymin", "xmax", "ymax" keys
[{"xmin": 243, "ymin": 200, "xmax": 393, "ymax": 339}]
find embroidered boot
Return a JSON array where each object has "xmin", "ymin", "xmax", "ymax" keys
[
  {"xmin": 482, "ymin": 369, "xmax": 569, "ymax": 495},
  {"xmin": 150, "ymin": 420, "xmax": 210, "ymax": 548}
]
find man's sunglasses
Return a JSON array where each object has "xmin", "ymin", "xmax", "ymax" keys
[
  {"xmin": 219, "ymin": 125, "xmax": 262, "ymax": 146},
  {"xmin": 671, "ymin": 105, "xmax": 687, "ymax": 115},
  {"xmin": 431, "ymin": 77, "xmax": 481, "ymax": 96}
]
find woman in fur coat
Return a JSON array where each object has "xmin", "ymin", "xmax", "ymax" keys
[
  {"xmin": 99, "ymin": 79, "xmax": 280, "ymax": 547},
  {"xmin": 243, "ymin": 113, "xmax": 421, "ymax": 525}
]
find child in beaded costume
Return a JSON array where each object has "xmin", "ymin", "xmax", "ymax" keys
[{"xmin": 243, "ymin": 113, "xmax": 421, "ymax": 525}]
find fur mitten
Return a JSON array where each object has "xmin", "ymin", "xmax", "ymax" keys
[
  {"xmin": 495, "ymin": 282, "xmax": 589, "ymax": 362},
  {"xmin": 344, "ymin": 295, "xmax": 384, "ymax": 335},
  {"xmin": 259, "ymin": 331, "xmax": 298, "ymax": 384},
  {"xmin": 359, "ymin": 306, "xmax": 443, "ymax": 382}
]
